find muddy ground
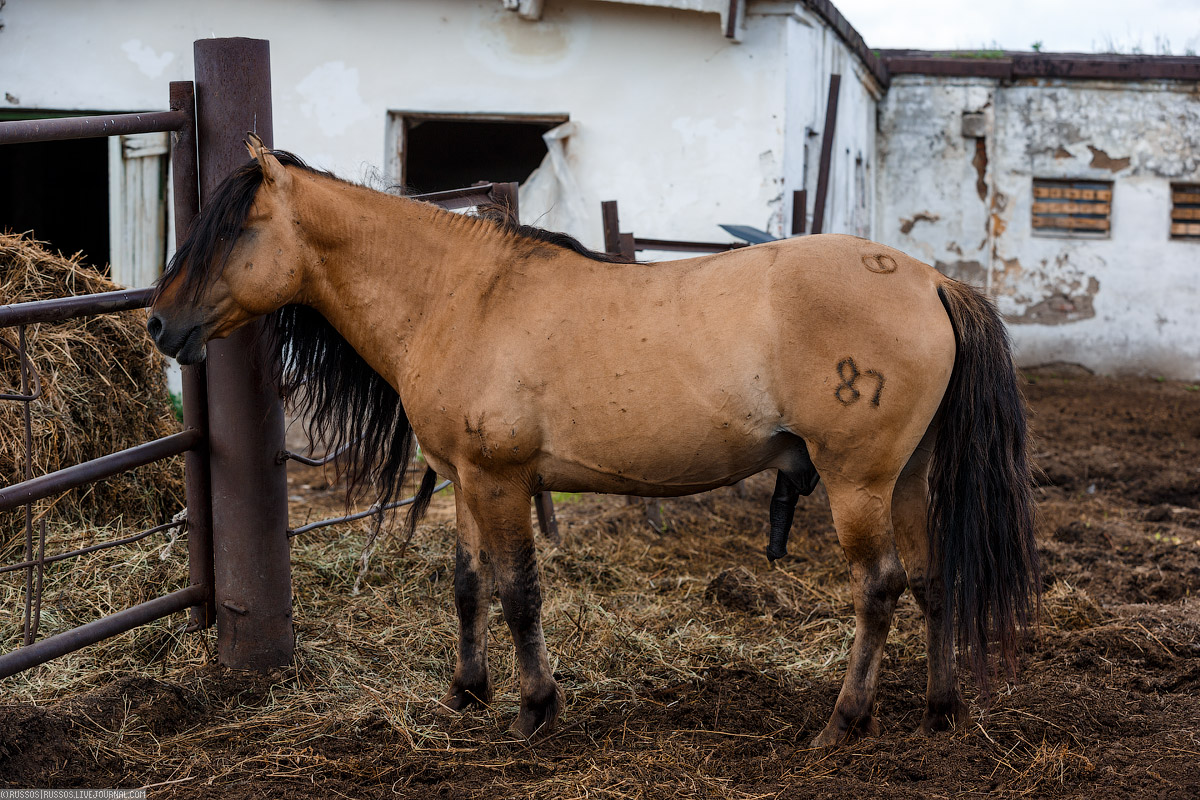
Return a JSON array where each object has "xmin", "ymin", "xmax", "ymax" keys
[{"xmin": 2, "ymin": 368, "xmax": 1199, "ymax": 798}]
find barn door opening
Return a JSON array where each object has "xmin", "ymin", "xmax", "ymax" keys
[
  {"xmin": 0, "ymin": 112, "xmax": 109, "ymax": 271},
  {"xmin": 388, "ymin": 112, "xmax": 568, "ymax": 195}
]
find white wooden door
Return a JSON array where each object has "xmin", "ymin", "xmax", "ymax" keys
[{"xmin": 108, "ymin": 132, "xmax": 168, "ymax": 288}]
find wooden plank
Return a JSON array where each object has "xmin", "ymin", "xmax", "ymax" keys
[
  {"xmin": 1033, "ymin": 201, "xmax": 1111, "ymax": 216},
  {"xmin": 1171, "ymin": 207, "xmax": 1200, "ymax": 221},
  {"xmin": 1171, "ymin": 191, "xmax": 1200, "ymax": 204},
  {"xmin": 1171, "ymin": 222, "xmax": 1200, "ymax": 237},
  {"xmin": 811, "ymin": 74, "xmax": 841, "ymax": 235},
  {"xmin": 1034, "ymin": 185, "xmax": 1112, "ymax": 201},
  {"xmin": 1033, "ymin": 216, "xmax": 1110, "ymax": 231}
]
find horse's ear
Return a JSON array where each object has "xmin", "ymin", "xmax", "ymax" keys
[{"xmin": 244, "ymin": 132, "xmax": 289, "ymax": 186}]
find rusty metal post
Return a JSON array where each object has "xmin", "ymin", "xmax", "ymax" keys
[
  {"xmin": 792, "ymin": 190, "xmax": 807, "ymax": 235},
  {"xmin": 601, "ymin": 200, "xmax": 622, "ymax": 255},
  {"xmin": 170, "ymin": 80, "xmax": 215, "ymax": 632},
  {"xmin": 811, "ymin": 74, "xmax": 841, "ymax": 235},
  {"xmin": 193, "ymin": 38, "xmax": 293, "ymax": 669}
]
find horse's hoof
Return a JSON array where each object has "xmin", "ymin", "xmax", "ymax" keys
[
  {"xmin": 438, "ymin": 681, "xmax": 491, "ymax": 715},
  {"xmin": 508, "ymin": 683, "xmax": 563, "ymax": 739},
  {"xmin": 917, "ymin": 697, "xmax": 968, "ymax": 735},
  {"xmin": 811, "ymin": 714, "xmax": 880, "ymax": 748}
]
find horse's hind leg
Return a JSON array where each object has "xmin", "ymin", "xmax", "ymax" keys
[
  {"xmin": 440, "ymin": 487, "xmax": 496, "ymax": 713},
  {"xmin": 812, "ymin": 476, "xmax": 908, "ymax": 747},
  {"xmin": 460, "ymin": 476, "xmax": 562, "ymax": 738},
  {"xmin": 891, "ymin": 427, "xmax": 967, "ymax": 733}
]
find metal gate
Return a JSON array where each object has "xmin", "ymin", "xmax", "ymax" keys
[{"xmin": 0, "ymin": 38, "xmax": 291, "ymax": 677}]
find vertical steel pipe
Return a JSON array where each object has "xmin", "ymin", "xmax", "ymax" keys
[
  {"xmin": 193, "ymin": 38, "xmax": 293, "ymax": 669},
  {"xmin": 170, "ymin": 80, "xmax": 215, "ymax": 631},
  {"xmin": 18, "ymin": 325, "xmax": 35, "ymax": 646}
]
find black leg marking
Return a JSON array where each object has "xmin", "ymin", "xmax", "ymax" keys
[{"xmin": 444, "ymin": 543, "xmax": 492, "ymax": 710}]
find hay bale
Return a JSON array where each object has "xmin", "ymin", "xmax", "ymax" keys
[{"xmin": 0, "ymin": 233, "xmax": 183, "ymax": 549}]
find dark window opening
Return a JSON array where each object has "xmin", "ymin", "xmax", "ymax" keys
[
  {"xmin": 1170, "ymin": 184, "xmax": 1200, "ymax": 240},
  {"xmin": 400, "ymin": 115, "xmax": 566, "ymax": 195},
  {"xmin": 0, "ymin": 133, "xmax": 109, "ymax": 270}
]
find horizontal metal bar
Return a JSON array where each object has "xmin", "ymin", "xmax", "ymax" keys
[
  {"xmin": 0, "ymin": 583, "xmax": 207, "ymax": 680},
  {"xmin": 0, "ymin": 429, "xmax": 201, "ymax": 514},
  {"xmin": 0, "ymin": 110, "xmax": 187, "ymax": 145},
  {"xmin": 278, "ymin": 438, "xmax": 355, "ymax": 467},
  {"xmin": 633, "ymin": 237, "xmax": 747, "ymax": 253},
  {"xmin": 289, "ymin": 480, "xmax": 452, "ymax": 537},
  {"xmin": 0, "ymin": 518, "xmax": 187, "ymax": 576},
  {"xmin": 0, "ymin": 288, "xmax": 154, "ymax": 328},
  {"xmin": 411, "ymin": 184, "xmax": 498, "ymax": 210}
]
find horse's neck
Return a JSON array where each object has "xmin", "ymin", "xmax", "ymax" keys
[{"xmin": 296, "ymin": 179, "xmax": 509, "ymax": 382}]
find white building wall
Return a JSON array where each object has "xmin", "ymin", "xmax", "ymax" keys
[
  {"xmin": 878, "ymin": 74, "xmax": 1200, "ymax": 380},
  {"xmin": 0, "ymin": 0, "xmax": 801, "ymax": 251},
  {"xmin": 777, "ymin": 4, "xmax": 881, "ymax": 237}
]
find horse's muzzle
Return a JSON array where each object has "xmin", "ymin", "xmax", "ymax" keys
[{"xmin": 147, "ymin": 313, "xmax": 208, "ymax": 365}]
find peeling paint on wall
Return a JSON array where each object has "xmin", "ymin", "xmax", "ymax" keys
[
  {"xmin": 934, "ymin": 259, "xmax": 985, "ymax": 285},
  {"xmin": 1087, "ymin": 145, "xmax": 1131, "ymax": 172},
  {"xmin": 972, "ymin": 137, "xmax": 988, "ymax": 201},
  {"xmin": 878, "ymin": 75, "xmax": 1200, "ymax": 379},
  {"xmin": 899, "ymin": 211, "xmax": 938, "ymax": 234},
  {"xmin": 121, "ymin": 39, "xmax": 174, "ymax": 78}
]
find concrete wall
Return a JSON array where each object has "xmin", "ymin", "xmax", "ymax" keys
[
  {"xmin": 778, "ymin": 4, "xmax": 881, "ymax": 237},
  {"xmin": 878, "ymin": 74, "xmax": 1200, "ymax": 379}
]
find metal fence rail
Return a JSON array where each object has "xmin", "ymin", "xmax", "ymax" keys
[{"xmin": 0, "ymin": 78, "xmax": 208, "ymax": 678}]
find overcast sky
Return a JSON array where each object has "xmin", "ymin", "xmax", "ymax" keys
[{"xmin": 830, "ymin": 0, "xmax": 1200, "ymax": 54}]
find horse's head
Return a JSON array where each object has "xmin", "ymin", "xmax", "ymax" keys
[{"xmin": 148, "ymin": 135, "xmax": 307, "ymax": 364}]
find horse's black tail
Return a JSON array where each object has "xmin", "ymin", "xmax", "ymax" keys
[
  {"xmin": 405, "ymin": 466, "xmax": 440, "ymax": 537},
  {"xmin": 930, "ymin": 280, "xmax": 1040, "ymax": 693}
]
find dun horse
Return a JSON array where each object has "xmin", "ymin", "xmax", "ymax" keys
[{"xmin": 149, "ymin": 137, "xmax": 1039, "ymax": 745}]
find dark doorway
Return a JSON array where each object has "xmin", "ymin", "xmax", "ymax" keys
[
  {"xmin": 400, "ymin": 114, "xmax": 567, "ymax": 194},
  {"xmin": 0, "ymin": 128, "xmax": 109, "ymax": 270}
]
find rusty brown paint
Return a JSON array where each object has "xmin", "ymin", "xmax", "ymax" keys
[
  {"xmin": 972, "ymin": 139, "xmax": 988, "ymax": 202},
  {"xmin": 899, "ymin": 212, "xmax": 939, "ymax": 235},
  {"xmin": 1087, "ymin": 146, "xmax": 1131, "ymax": 172},
  {"xmin": 1007, "ymin": 278, "xmax": 1101, "ymax": 325}
]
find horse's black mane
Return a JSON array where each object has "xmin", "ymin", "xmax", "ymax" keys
[
  {"xmin": 475, "ymin": 202, "xmax": 629, "ymax": 263},
  {"xmin": 156, "ymin": 148, "xmax": 616, "ymax": 529}
]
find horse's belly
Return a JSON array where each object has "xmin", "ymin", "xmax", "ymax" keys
[{"xmin": 537, "ymin": 417, "xmax": 795, "ymax": 497}]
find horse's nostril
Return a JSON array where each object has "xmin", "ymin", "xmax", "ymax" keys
[{"xmin": 147, "ymin": 314, "xmax": 164, "ymax": 341}]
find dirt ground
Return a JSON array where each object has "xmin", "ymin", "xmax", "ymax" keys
[{"xmin": 2, "ymin": 368, "xmax": 1199, "ymax": 798}]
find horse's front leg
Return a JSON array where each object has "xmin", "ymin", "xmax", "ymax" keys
[
  {"xmin": 461, "ymin": 476, "xmax": 562, "ymax": 738},
  {"xmin": 440, "ymin": 486, "xmax": 495, "ymax": 713}
]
